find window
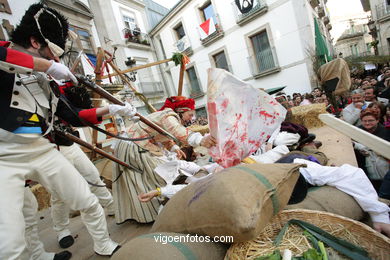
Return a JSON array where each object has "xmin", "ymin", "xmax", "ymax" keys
[
  {"xmin": 387, "ymin": 38, "xmax": 390, "ymax": 54},
  {"xmin": 174, "ymin": 23, "xmax": 185, "ymax": 40},
  {"xmin": 69, "ymin": 26, "xmax": 94, "ymax": 54},
  {"xmin": 213, "ymin": 51, "xmax": 229, "ymax": 71},
  {"xmin": 123, "ymin": 15, "xmax": 136, "ymax": 30},
  {"xmin": 200, "ymin": 2, "xmax": 217, "ymax": 24},
  {"xmin": 350, "ymin": 44, "xmax": 359, "ymax": 56},
  {"xmin": 159, "ymin": 38, "xmax": 167, "ymax": 59},
  {"xmin": 350, "ymin": 24, "xmax": 355, "ymax": 34},
  {"xmin": 186, "ymin": 67, "xmax": 202, "ymax": 96},
  {"xmin": 250, "ymin": 30, "xmax": 275, "ymax": 72},
  {"xmin": 366, "ymin": 43, "xmax": 371, "ymax": 52}
]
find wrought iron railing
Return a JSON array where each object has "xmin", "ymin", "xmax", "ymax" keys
[
  {"xmin": 123, "ymin": 28, "xmax": 150, "ymax": 46},
  {"xmin": 199, "ymin": 20, "xmax": 224, "ymax": 44},
  {"xmin": 174, "ymin": 35, "xmax": 192, "ymax": 53},
  {"xmin": 231, "ymin": 0, "xmax": 267, "ymax": 24}
]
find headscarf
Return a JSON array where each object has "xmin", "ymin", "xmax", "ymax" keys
[{"xmin": 159, "ymin": 96, "xmax": 195, "ymax": 113}]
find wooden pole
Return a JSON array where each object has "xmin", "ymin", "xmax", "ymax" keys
[
  {"xmin": 177, "ymin": 62, "xmax": 185, "ymax": 96},
  {"xmin": 100, "ymin": 58, "xmax": 172, "ymax": 79},
  {"xmin": 76, "ymin": 74, "xmax": 181, "ymax": 145},
  {"xmin": 56, "ymin": 130, "xmax": 139, "ymax": 171},
  {"xmin": 104, "ymin": 55, "xmax": 157, "ymax": 113},
  {"xmin": 319, "ymin": 114, "xmax": 390, "ymax": 159},
  {"xmin": 91, "ymin": 47, "xmax": 105, "ymax": 159}
]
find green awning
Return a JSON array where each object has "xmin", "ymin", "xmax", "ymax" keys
[
  {"xmin": 315, "ymin": 18, "xmax": 331, "ymax": 65},
  {"xmin": 265, "ymin": 86, "xmax": 286, "ymax": 95}
]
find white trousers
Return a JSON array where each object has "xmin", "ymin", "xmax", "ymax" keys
[
  {"xmin": 0, "ymin": 137, "xmax": 118, "ymax": 260},
  {"xmin": 24, "ymin": 187, "xmax": 54, "ymax": 260},
  {"xmin": 295, "ymin": 159, "xmax": 390, "ymax": 224},
  {"xmin": 51, "ymin": 144, "xmax": 114, "ymax": 240}
]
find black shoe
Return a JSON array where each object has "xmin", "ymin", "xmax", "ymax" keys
[
  {"xmin": 111, "ymin": 245, "xmax": 121, "ymax": 256},
  {"xmin": 59, "ymin": 235, "xmax": 74, "ymax": 249},
  {"xmin": 95, "ymin": 245, "xmax": 122, "ymax": 257},
  {"xmin": 53, "ymin": 250, "xmax": 72, "ymax": 260},
  {"xmin": 298, "ymin": 133, "xmax": 316, "ymax": 149},
  {"xmin": 313, "ymin": 140, "xmax": 322, "ymax": 149}
]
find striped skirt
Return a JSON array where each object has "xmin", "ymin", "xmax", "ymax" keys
[{"xmin": 112, "ymin": 140, "xmax": 166, "ymax": 223}]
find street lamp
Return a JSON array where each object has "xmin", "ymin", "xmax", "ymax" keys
[{"xmin": 367, "ymin": 20, "xmax": 379, "ymax": 55}]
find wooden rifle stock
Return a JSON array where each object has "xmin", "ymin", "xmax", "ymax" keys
[
  {"xmin": 55, "ymin": 130, "xmax": 138, "ymax": 172},
  {"xmin": 75, "ymin": 74, "xmax": 180, "ymax": 144}
]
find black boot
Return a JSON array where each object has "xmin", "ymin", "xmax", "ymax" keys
[
  {"xmin": 53, "ymin": 250, "xmax": 72, "ymax": 260},
  {"xmin": 59, "ymin": 235, "xmax": 74, "ymax": 248}
]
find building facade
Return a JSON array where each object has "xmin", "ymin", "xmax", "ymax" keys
[
  {"xmin": 0, "ymin": 0, "xmax": 169, "ymax": 114},
  {"xmin": 89, "ymin": 0, "xmax": 168, "ymax": 113},
  {"xmin": 149, "ymin": 0, "xmax": 333, "ymax": 115},
  {"xmin": 334, "ymin": 21, "xmax": 374, "ymax": 57},
  {"xmin": 361, "ymin": 0, "xmax": 390, "ymax": 55}
]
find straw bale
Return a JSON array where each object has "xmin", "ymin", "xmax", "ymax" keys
[
  {"xmin": 290, "ymin": 104, "xmax": 327, "ymax": 129},
  {"xmin": 30, "ymin": 184, "xmax": 51, "ymax": 211}
]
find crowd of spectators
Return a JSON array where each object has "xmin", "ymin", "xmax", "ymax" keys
[
  {"xmin": 274, "ymin": 66, "xmax": 390, "ymax": 126},
  {"xmin": 273, "ymin": 65, "xmax": 390, "ymax": 199}
]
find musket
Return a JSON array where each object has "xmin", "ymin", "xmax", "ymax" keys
[
  {"xmin": 75, "ymin": 74, "xmax": 180, "ymax": 145},
  {"xmin": 55, "ymin": 130, "xmax": 142, "ymax": 173}
]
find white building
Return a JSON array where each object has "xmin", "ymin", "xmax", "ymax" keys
[
  {"xmin": 334, "ymin": 21, "xmax": 374, "ymax": 57},
  {"xmin": 89, "ymin": 0, "xmax": 169, "ymax": 113},
  {"xmin": 0, "ymin": 0, "xmax": 108, "ymax": 80},
  {"xmin": 149, "ymin": 0, "xmax": 333, "ymax": 115},
  {"xmin": 0, "ymin": 0, "xmax": 169, "ymax": 114},
  {"xmin": 361, "ymin": 0, "xmax": 390, "ymax": 55}
]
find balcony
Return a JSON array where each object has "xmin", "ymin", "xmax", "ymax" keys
[
  {"xmin": 310, "ymin": 0, "xmax": 320, "ymax": 9},
  {"xmin": 123, "ymin": 28, "xmax": 151, "ymax": 50},
  {"xmin": 199, "ymin": 20, "xmax": 224, "ymax": 47},
  {"xmin": 174, "ymin": 35, "xmax": 193, "ymax": 56},
  {"xmin": 323, "ymin": 16, "xmax": 330, "ymax": 25},
  {"xmin": 231, "ymin": 0, "xmax": 268, "ymax": 26},
  {"xmin": 376, "ymin": 2, "xmax": 390, "ymax": 20},
  {"xmin": 138, "ymin": 82, "xmax": 164, "ymax": 98},
  {"xmin": 248, "ymin": 47, "xmax": 280, "ymax": 78},
  {"xmin": 317, "ymin": 6, "xmax": 325, "ymax": 18}
]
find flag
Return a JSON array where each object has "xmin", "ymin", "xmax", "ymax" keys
[{"xmin": 198, "ymin": 18, "xmax": 216, "ymax": 40}]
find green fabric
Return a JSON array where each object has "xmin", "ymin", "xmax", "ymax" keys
[
  {"xmin": 265, "ymin": 86, "xmax": 286, "ymax": 95},
  {"xmin": 314, "ymin": 18, "xmax": 331, "ymax": 65},
  {"xmin": 140, "ymin": 234, "xmax": 197, "ymax": 260},
  {"xmin": 235, "ymin": 166, "xmax": 280, "ymax": 215}
]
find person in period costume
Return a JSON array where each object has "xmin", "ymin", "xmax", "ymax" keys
[
  {"xmin": 0, "ymin": 4, "xmax": 121, "ymax": 259},
  {"xmin": 113, "ymin": 96, "xmax": 216, "ymax": 223},
  {"xmin": 50, "ymin": 82, "xmax": 137, "ymax": 249}
]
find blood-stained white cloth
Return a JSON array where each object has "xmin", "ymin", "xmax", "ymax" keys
[
  {"xmin": 206, "ymin": 68, "xmax": 286, "ymax": 168},
  {"xmin": 294, "ymin": 158, "xmax": 390, "ymax": 224}
]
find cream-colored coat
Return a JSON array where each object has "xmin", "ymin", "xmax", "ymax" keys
[{"xmin": 126, "ymin": 108, "xmax": 194, "ymax": 156}]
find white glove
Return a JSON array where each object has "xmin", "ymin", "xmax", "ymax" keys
[
  {"xmin": 46, "ymin": 60, "xmax": 78, "ymax": 84},
  {"xmin": 108, "ymin": 102, "xmax": 137, "ymax": 117}
]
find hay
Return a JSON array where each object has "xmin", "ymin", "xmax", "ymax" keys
[
  {"xmin": 30, "ymin": 184, "xmax": 51, "ymax": 211},
  {"xmin": 231, "ymin": 222, "xmax": 359, "ymax": 258},
  {"xmin": 226, "ymin": 210, "xmax": 390, "ymax": 260},
  {"xmin": 290, "ymin": 104, "xmax": 327, "ymax": 129},
  {"xmin": 188, "ymin": 124, "xmax": 209, "ymax": 135}
]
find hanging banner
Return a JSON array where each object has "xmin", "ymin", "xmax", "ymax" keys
[
  {"xmin": 198, "ymin": 17, "xmax": 216, "ymax": 40},
  {"xmin": 235, "ymin": 0, "xmax": 255, "ymax": 14}
]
